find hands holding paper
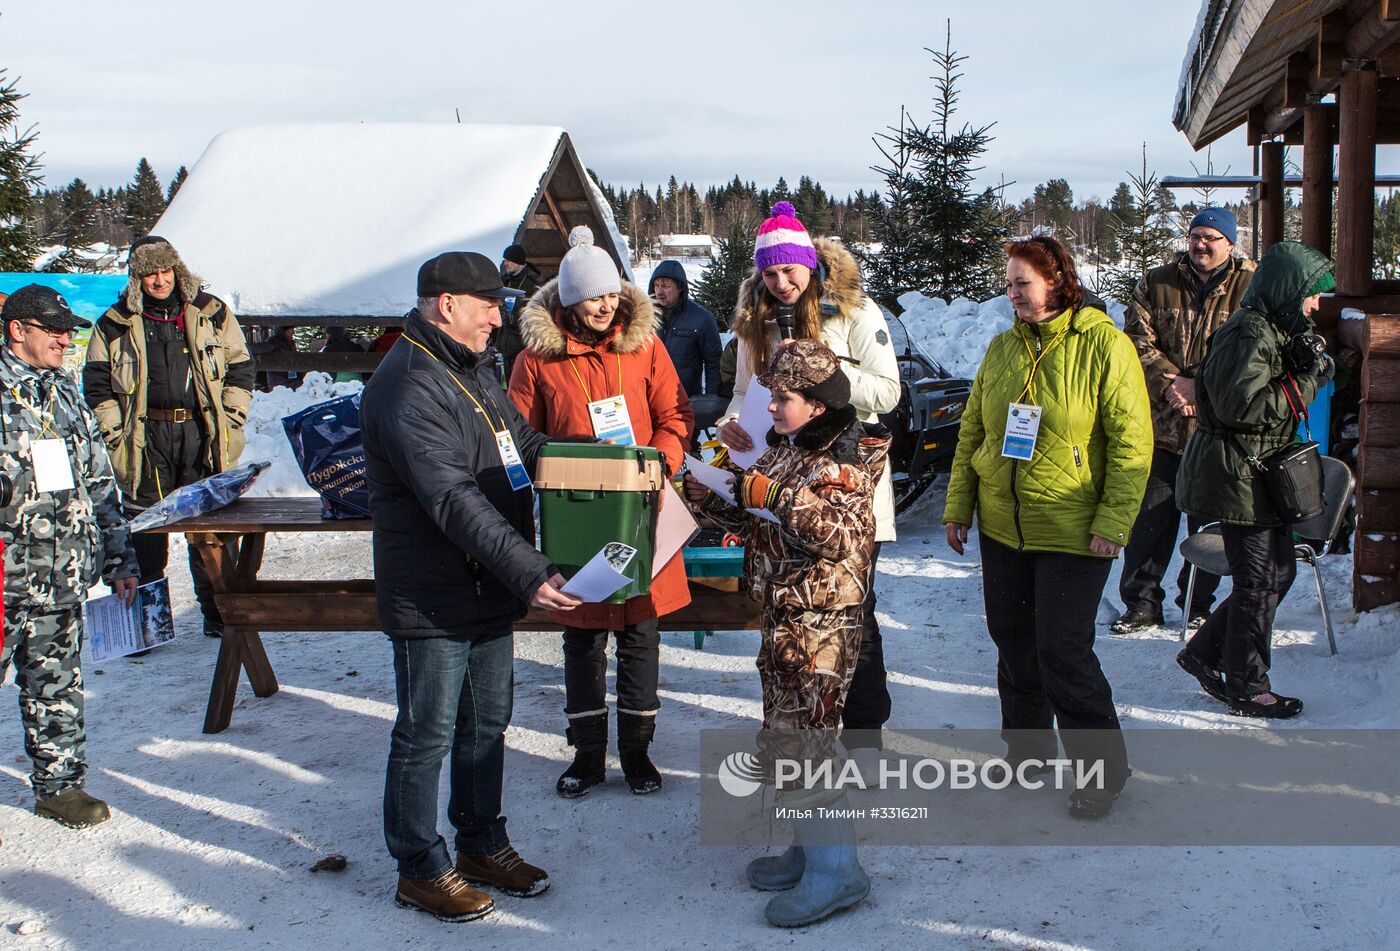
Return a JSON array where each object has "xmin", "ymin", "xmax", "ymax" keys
[{"xmin": 532, "ymin": 573, "xmax": 581, "ymax": 611}]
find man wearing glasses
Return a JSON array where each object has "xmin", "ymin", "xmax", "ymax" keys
[
  {"xmin": 1114, "ymin": 208, "xmax": 1255, "ymax": 635},
  {"xmin": 1, "ymin": 285, "xmax": 139, "ymax": 828}
]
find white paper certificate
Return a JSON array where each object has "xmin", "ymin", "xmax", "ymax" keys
[
  {"xmin": 684, "ymin": 454, "xmax": 779, "ymax": 524},
  {"xmin": 561, "ymin": 543, "xmax": 637, "ymax": 602},
  {"xmin": 729, "ymin": 381, "xmax": 773, "ymax": 470}
]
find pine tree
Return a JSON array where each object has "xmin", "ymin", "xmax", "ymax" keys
[
  {"xmin": 861, "ymin": 24, "xmax": 1007, "ymax": 309},
  {"xmin": 693, "ymin": 217, "xmax": 756, "ymax": 328},
  {"xmin": 1104, "ymin": 146, "xmax": 1179, "ymax": 305},
  {"xmin": 0, "ymin": 67, "xmax": 43, "ymax": 270},
  {"xmin": 166, "ymin": 165, "xmax": 189, "ymax": 203},
  {"xmin": 124, "ymin": 157, "xmax": 166, "ymax": 237},
  {"xmin": 44, "ymin": 177, "xmax": 101, "ymax": 272},
  {"xmin": 1034, "ymin": 178, "xmax": 1074, "ymax": 235}
]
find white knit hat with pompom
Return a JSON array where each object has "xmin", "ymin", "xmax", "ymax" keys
[{"xmin": 557, "ymin": 225, "xmax": 622, "ymax": 308}]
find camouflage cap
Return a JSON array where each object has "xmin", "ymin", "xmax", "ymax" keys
[
  {"xmin": 1, "ymin": 284, "xmax": 91, "ymax": 332},
  {"xmin": 758, "ymin": 338, "xmax": 851, "ymax": 409}
]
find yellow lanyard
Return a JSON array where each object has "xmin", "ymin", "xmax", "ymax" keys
[
  {"xmin": 567, "ymin": 351, "xmax": 623, "ymax": 404},
  {"xmin": 403, "ymin": 335, "xmax": 508, "ymax": 433},
  {"xmin": 1016, "ymin": 324, "xmax": 1069, "ymax": 404},
  {"xmin": 10, "ymin": 385, "xmax": 59, "ymax": 439}
]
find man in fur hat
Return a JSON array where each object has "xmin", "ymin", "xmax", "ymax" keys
[{"xmin": 84, "ymin": 236, "xmax": 256, "ymax": 638}]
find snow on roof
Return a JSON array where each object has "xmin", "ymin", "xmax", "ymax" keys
[
  {"xmin": 153, "ymin": 123, "xmax": 569, "ymax": 316},
  {"xmin": 658, "ymin": 234, "xmax": 715, "ymax": 245}
]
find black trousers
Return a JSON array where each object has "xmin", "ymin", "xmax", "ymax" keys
[
  {"xmin": 1185, "ymin": 522, "xmax": 1297, "ymax": 697},
  {"xmin": 132, "ymin": 419, "xmax": 219, "ymax": 623},
  {"xmin": 980, "ymin": 534, "xmax": 1130, "ymax": 792},
  {"xmin": 562, "ymin": 617, "xmax": 661, "ymax": 718},
  {"xmin": 1119, "ymin": 448, "xmax": 1221, "ymax": 618},
  {"xmin": 842, "ymin": 542, "xmax": 891, "ymax": 732}
]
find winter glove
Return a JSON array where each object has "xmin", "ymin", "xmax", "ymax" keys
[
  {"xmin": 735, "ymin": 469, "xmax": 782, "ymax": 510},
  {"xmin": 1313, "ymin": 351, "xmax": 1336, "ymax": 385}
]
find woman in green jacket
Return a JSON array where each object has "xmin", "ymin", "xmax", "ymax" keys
[
  {"xmin": 943, "ymin": 235, "xmax": 1151, "ymax": 819},
  {"xmin": 1175, "ymin": 241, "xmax": 1335, "ymax": 719}
]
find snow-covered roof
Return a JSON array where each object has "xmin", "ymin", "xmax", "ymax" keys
[
  {"xmin": 154, "ymin": 122, "xmax": 628, "ymax": 317},
  {"xmin": 658, "ymin": 234, "xmax": 714, "ymax": 246}
]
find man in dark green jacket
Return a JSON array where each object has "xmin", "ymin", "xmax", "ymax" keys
[
  {"xmin": 1114, "ymin": 208, "xmax": 1254, "ymax": 634},
  {"xmin": 1176, "ymin": 241, "xmax": 1335, "ymax": 719}
]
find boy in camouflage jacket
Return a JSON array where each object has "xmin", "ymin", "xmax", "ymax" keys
[
  {"xmin": 684, "ymin": 339, "xmax": 888, "ymax": 927},
  {"xmin": 685, "ymin": 339, "xmax": 888, "ymax": 732}
]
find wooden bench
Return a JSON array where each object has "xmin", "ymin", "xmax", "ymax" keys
[{"xmin": 145, "ymin": 497, "xmax": 758, "ymax": 734}]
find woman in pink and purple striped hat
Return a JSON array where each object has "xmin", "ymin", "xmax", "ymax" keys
[{"xmin": 717, "ymin": 201, "xmax": 902, "ymax": 741}]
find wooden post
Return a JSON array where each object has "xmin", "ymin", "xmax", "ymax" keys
[
  {"xmin": 1302, "ymin": 103, "xmax": 1336, "ymax": 256},
  {"xmin": 1260, "ymin": 141, "xmax": 1286, "ymax": 253},
  {"xmin": 1338, "ymin": 65, "xmax": 1378, "ymax": 295}
]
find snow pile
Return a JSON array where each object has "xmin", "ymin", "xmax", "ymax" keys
[
  {"xmin": 241, "ymin": 372, "xmax": 365, "ymax": 498},
  {"xmin": 897, "ymin": 291, "xmax": 1127, "ymax": 379}
]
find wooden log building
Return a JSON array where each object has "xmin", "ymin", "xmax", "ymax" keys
[{"xmin": 1176, "ymin": 0, "xmax": 1400, "ymax": 611}]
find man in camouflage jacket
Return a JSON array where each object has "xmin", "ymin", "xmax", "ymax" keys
[
  {"xmin": 1, "ymin": 285, "xmax": 139, "ymax": 828},
  {"xmin": 1115, "ymin": 208, "xmax": 1255, "ymax": 633}
]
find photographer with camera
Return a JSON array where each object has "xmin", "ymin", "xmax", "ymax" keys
[{"xmin": 1175, "ymin": 242, "xmax": 1336, "ymax": 719}]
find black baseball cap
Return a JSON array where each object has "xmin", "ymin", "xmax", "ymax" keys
[
  {"xmin": 1, "ymin": 284, "xmax": 91, "ymax": 332},
  {"xmin": 418, "ymin": 251, "xmax": 525, "ymax": 299}
]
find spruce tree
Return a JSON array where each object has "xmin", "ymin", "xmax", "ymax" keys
[
  {"xmin": 692, "ymin": 217, "xmax": 756, "ymax": 328},
  {"xmin": 124, "ymin": 157, "xmax": 166, "ymax": 237},
  {"xmin": 166, "ymin": 165, "xmax": 188, "ymax": 203},
  {"xmin": 0, "ymin": 67, "xmax": 43, "ymax": 271},
  {"xmin": 861, "ymin": 23, "xmax": 1007, "ymax": 309},
  {"xmin": 1104, "ymin": 146, "xmax": 1179, "ymax": 306}
]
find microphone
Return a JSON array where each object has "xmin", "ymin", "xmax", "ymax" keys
[{"xmin": 776, "ymin": 304, "xmax": 796, "ymax": 343}]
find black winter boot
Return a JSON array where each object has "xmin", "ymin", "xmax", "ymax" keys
[
  {"xmin": 557, "ymin": 713, "xmax": 608, "ymax": 799},
  {"xmin": 617, "ymin": 711, "xmax": 662, "ymax": 795}
]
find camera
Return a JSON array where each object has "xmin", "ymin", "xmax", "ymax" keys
[
  {"xmin": 1285, "ymin": 333, "xmax": 1327, "ymax": 374},
  {"xmin": 0, "ymin": 472, "xmax": 11, "ymax": 508}
]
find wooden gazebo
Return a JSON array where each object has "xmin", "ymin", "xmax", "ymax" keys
[{"xmin": 1176, "ymin": 0, "xmax": 1400, "ymax": 611}]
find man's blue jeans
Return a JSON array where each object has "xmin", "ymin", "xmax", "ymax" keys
[{"xmin": 383, "ymin": 624, "xmax": 514, "ymax": 880}]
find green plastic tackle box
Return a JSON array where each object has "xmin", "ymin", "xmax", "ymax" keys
[{"xmin": 536, "ymin": 443, "xmax": 665, "ymax": 604}]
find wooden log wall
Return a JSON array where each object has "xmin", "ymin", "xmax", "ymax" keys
[{"xmin": 1356, "ymin": 314, "xmax": 1400, "ymax": 611}]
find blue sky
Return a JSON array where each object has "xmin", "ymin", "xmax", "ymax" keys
[{"xmin": 4, "ymin": 1, "xmax": 1268, "ymax": 204}]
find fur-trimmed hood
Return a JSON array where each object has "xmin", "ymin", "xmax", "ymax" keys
[
  {"xmin": 123, "ymin": 236, "xmax": 202, "ymax": 314},
  {"xmin": 518, "ymin": 276, "xmax": 659, "ymax": 358},
  {"xmin": 731, "ymin": 237, "xmax": 866, "ymax": 336}
]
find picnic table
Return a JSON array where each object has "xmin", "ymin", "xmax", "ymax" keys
[{"xmin": 145, "ymin": 497, "xmax": 758, "ymax": 734}]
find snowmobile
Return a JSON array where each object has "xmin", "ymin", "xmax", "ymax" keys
[{"xmin": 879, "ymin": 319, "xmax": 971, "ymax": 514}]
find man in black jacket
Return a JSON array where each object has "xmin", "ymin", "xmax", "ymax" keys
[
  {"xmin": 648, "ymin": 259, "xmax": 722, "ymax": 399},
  {"xmin": 360, "ymin": 251, "xmax": 580, "ymax": 923}
]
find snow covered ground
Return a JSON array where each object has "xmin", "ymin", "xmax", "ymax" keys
[{"xmin": 4, "ymin": 375, "xmax": 1399, "ymax": 949}]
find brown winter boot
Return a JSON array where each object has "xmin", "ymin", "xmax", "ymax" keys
[
  {"xmin": 457, "ymin": 844, "xmax": 551, "ymax": 897},
  {"xmin": 394, "ymin": 869, "xmax": 495, "ymax": 922},
  {"xmin": 34, "ymin": 788, "xmax": 111, "ymax": 828}
]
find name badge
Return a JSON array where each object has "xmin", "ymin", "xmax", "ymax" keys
[
  {"xmin": 495, "ymin": 430, "xmax": 532, "ymax": 491},
  {"xmin": 33, "ymin": 437, "xmax": 76, "ymax": 493},
  {"xmin": 1001, "ymin": 402, "xmax": 1041, "ymax": 461},
  {"xmin": 587, "ymin": 395, "xmax": 637, "ymax": 446}
]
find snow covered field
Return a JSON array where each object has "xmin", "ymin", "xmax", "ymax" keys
[{"xmin": 4, "ymin": 375, "xmax": 1400, "ymax": 949}]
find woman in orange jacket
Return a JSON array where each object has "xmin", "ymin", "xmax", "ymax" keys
[{"xmin": 509, "ymin": 226, "xmax": 693, "ymax": 798}]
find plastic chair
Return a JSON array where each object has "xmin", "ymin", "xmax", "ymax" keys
[{"xmin": 1178, "ymin": 456, "xmax": 1355, "ymax": 655}]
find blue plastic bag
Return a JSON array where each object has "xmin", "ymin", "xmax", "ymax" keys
[
  {"xmin": 127, "ymin": 461, "xmax": 270, "ymax": 533},
  {"xmin": 282, "ymin": 393, "xmax": 370, "ymax": 519}
]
